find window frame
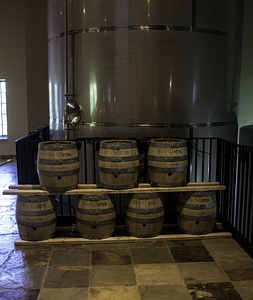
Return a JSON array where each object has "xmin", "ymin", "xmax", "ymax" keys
[{"xmin": 0, "ymin": 79, "xmax": 8, "ymax": 139}]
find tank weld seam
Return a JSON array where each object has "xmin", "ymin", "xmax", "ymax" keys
[
  {"xmin": 48, "ymin": 25, "xmax": 241, "ymax": 41},
  {"xmin": 78, "ymin": 120, "xmax": 237, "ymax": 128}
]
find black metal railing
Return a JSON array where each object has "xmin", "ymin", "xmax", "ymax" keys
[
  {"xmin": 15, "ymin": 125, "xmax": 49, "ymax": 184},
  {"xmin": 216, "ymin": 140, "xmax": 253, "ymax": 255},
  {"xmin": 15, "ymin": 133, "xmax": 253, "ymax": 254},
  {"xmin": 184, "ymin": 137, "xmax": 253, "ymax": 255}
]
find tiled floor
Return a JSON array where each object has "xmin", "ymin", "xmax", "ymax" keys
[{"xmin": 1, "ymin": 159, "xmax": 253, "ymax": 299}]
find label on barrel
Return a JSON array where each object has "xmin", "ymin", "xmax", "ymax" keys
[
  {"xmin": 154, "ymin": 148, "xmax": 185, "ymax": 155},
  {"xmin": 99, "ymin": 149, "xmax": 138, "ymax": 156},
  {"xmin": 189, "ymin": 196, "xmax": 213, "ymax": 204},
  {"xmin": 88, "ymin": 201, "xmax": 109, "ymax": 208},
  {"xmin": 38, "ymin": 150, "xmax": 73, "ymax": 159},
  {"xmin": 148, "ymin": 160, "xmax": 187, "ymax": 168},
  {"xmin": 55, "ymin": 151, "xmax": 72, "ymax": 158},
  {"xmin": 200, "ymin": 197, "xmax": 212, "ymax": 203},
  {"xmin": 132, "ymin": 199, "xmax": 157, "ymax": 207}
]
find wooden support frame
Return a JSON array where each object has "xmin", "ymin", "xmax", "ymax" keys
[{"xmin": 3, "ymin": 182, "xmax": 225, "ymax": 196}]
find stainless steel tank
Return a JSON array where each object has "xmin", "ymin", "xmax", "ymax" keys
[{"xmin": 47, "ymin": 0, "xmax": 244, "ymax": 142}]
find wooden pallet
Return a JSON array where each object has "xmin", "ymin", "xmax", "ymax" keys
[{"xmin": 3, "ymin": 182, "xmax": 225, "ymax": 196}]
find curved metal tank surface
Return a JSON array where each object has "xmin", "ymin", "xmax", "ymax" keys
[{"xmin": 47, "ymin": 0, "xmax": 244, "ymax": 142}]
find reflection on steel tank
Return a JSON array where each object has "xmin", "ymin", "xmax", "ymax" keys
[{"xmin": 47, "ymin": 0, "xmax": 243, "ymax": 142}]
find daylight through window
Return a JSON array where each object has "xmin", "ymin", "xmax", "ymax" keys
[{"xmin": 0, "ymin": 79, "xmax": 7, "ymax": 139}]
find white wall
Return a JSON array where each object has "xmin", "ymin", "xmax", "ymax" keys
[
  {"xmin": 0, "ymin": 0, "xmax": 48, "ymax": 155},
  {"xmin": 26, "ymin": 0, "xmax": 48, "ymax": 131},
  {"xmin": 0, "ymin": 1, "xmax": 28, "ymax": 155},
  {"xmin": 238, "ymin": 0, "xmax": 253, "ymax": 130}
]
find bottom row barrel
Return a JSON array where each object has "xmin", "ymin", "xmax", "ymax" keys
[
  {"xmin": 125, "ymin": 193, "xmax": 164, "ymax": 238},
  {"xmin": 176, "ymin": 191, "xmax": 217, "ymax": 235},
  {"xmin": 15, "ymin": 191, "xmax": 217, "ymax": 241},
  {"xmin": 76, "ymin": 194, "xmax": 116, "ymax": 239},
  {"xmin": 16, "ymin": 195, "xmax": 57, "ymax": 241}
]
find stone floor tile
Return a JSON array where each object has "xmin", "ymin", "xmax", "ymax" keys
[
  {"xmin": 203, "ymin": 238, "xmax": 252, "ymax": 263},
  {"xmin": 91, "ymin": 242, "xmax": 130, "ymax": 250},
  {"xmin": 43, "ymin": 266, "xmax": 90, "ymax": 288},
  {"xmin": 204, "ymin": 239, "xmax": 253, "ymax": 273},
  {"xmin": 166, "ymin": 239, "xmax": 203, "ymax": 248},
  {"xmin": 223, "ymin": 259, "xmax": 253, "ymax": 273},
  {"xmin": 89, "ymin": 286, "xmax": 140, "ymax": 300},
  {"xmin": 0, "ymin": 289, "xmax": 39, "ymax": 300},
  {"xmin": 224, "ymin": 267, "xmax": 253, "ymax": 281},
  {"xmin": 0, "ymin": 267, "xmax": 46, "ymax": 289},
  {"xmin": 0, "ymin": 251, "xmax": 12, "ymax": 268},
  {"xmin": 139, "ymin": 284, "xmax": 192, "ymax": 300},
  {"xmin": 91, "ymin": 249, "xmax": 132, "ymax": 265},
  {"xmin": 0, "ymin": 214, "xmax": 18, "ymax": 235},
  {"xmin": 90, "ymin": 265, "xmax": 136, "ymax": 286},
  {"xmin": 131, "ymin": 247, "xmax": 174, "ymax": 264},
  {"xmin": 1, "ymin": 235, "xmax": 18, "ymax": 251},
  {"xmin": 49, "ymin": 249, "xmax": 90, "ymax": 267},
  {"xmin": 134, "ymin": 264, "xmax": 184, "ymax": 286},
  {"xmin": 232, "ymin": 280, "xmax": 253, "ymax": 300},
  {"xmin": 177, "ymin": 262, "xmax": 229, "ymax": 284},
  {"xmin": 187, "ymin": 282, "xmax": 243, "ymax": 300},
  {"xmin": 38, "ymin": 288, "xmax": 89, "ymax": 300},
  {"xmin": 170, "ymin": 245, "xmax": 214, "ymax": 263},
  {"xmin": 4, "ymin": 249, "xmax": 52, "ymax": 268},
  {"xmin": 52, "ymin": 244, "xmax": 92, "ymax": 250},
  {"xmin": 0, "ymin": 168, "xmax": 17, "ymax": 187},
  {"xmin": 129, "ymin": 240, "xmax": 168, "ymax": 249},
  {"xmin": 0, "ymin": 235, "xmax": 18, "ymax": 267},
  {"xmin": 0, "ymin": 198, "xmax": 16, "ymax": 214}
]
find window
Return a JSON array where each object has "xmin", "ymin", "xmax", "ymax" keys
[{"xmin": 0, "ymin": 79, "xmax": 7, "ymax": 139}]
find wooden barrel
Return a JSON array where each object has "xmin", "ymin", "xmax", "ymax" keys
[
  {"xmin": 176, "ymin": 191, "xmax": 217, "ymax": 234},
  {"xmin": 76, "ymin": 194, "xmax": 116, "ymax": 239},
  {"xmin": 98, "ymin": 139, "xmax": 139, "ymax": 189},
  {"xmin": 147, "ymin": 138, "xmax": 188, "ymax": 187},
  {"xmin": 16, "ymin": 195, "xmax": 57, "ymax": 241},
  {"xmin": 37, "ymin": 140, "xmax": 80, "ymax": 192},
  {"xmin": 126, "ymin": 193, "xmax": 164, "ymax": 238}
]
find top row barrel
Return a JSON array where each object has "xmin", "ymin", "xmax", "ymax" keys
[
  {"xmin": 37, "ymin": 141, "xmax": 80, "ymax": 193},
  {"xmin": 36, "ymin": 138, "xmax": 188, "ymax": 192},
  {"xmin": 98, "ymin": 138, "xmax": 188, "ymax": 189}
]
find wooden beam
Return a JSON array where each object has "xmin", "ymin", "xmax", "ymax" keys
[{"xmin": 3, "ymin": 182, "xmax": 225, "ymax": 196}]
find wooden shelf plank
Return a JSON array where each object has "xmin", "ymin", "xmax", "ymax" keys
[
  {"xmin": 8, "ymin": 183, "xmax": 98, "ymax": 190},
  {"xmin": 14, "ymin": 231, "xmax": 233, "ymax": 246},
  {"xmin": 3, "ymin": 182, "xmax": 225, "ymax": 196}
]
